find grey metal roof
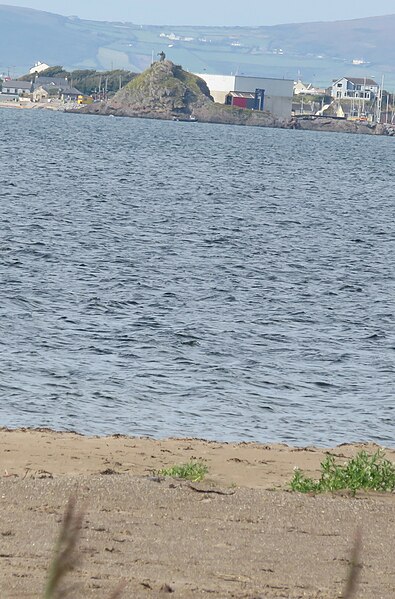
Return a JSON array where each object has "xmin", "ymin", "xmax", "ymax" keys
[
  {"xmin": 2, "ymin": 80, "xmax": 32, "ymax": 89},
  {"xmin": 60, "ymin": 86, "xmax": 81, "ymax": 95},
  {"xmin": 334, "ymin": 77, "xmax": 378, "ymax": 86},
  {"xmin": 34, "ymin": 83, "xmax": 81, "ymax": 95},
  {"xmin": 347, "ymin": 77, "xmax": 378, "ymax": 85},
  {"xmin": 35, "ymin": 76, "xmax": 69, "ymax": 87}
]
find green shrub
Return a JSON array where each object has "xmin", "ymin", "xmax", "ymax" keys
[
  {"xmin": 290, "ymin": 450, "xmax": 395, "ymax": 494},
  {"xmin": 158, "ymin": 460, "xmax": 208, "ymax": 482}
]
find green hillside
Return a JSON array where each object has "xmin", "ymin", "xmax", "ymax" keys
[{"xmin": 0, "ymin": 5, "xmax": 394, "ymax": 88}]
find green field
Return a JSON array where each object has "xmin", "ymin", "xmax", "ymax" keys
[{"xmin": 1, "ymin": 7, "xmax": 394, "ymax": 89}]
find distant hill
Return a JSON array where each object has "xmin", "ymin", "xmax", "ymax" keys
[{"xmin": 1, "ymin": 5, "xmax": 394, "ymax": 87}]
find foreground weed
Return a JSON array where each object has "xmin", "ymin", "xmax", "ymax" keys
[
  {"xmin": 44, "ymin": 496, "xmax": 84, "ymax": 599},
  {"xmin": 290, "ymin": 450, "xmax": 395, "ymax": 494},
  {"xmin": 44, "ymin": 497, "xmax": 124, "ymax": 599},
  {"xmin": 341, "ymin": 529, "xmax": 362, "ymax": 599},
  {"xmin": 159, "ymin": 460, "xmax": 208, "ymax": 482}
]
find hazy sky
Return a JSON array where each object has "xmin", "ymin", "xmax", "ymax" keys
[{"xmin": 2, "ymin": 0, "xmax": 395, "ymax": 25}]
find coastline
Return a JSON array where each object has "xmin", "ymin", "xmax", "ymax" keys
[
  {"xmin": 79, "ymin": 101, "xmax": 395, "ymax": 136},
  {"xmin": 0, "ymin": 100, "xmax": 76, "ymax": 112},
  {"xmin": 2, "ymin": 427, "xmax": 395, "ymax": 488},
  {"xmin": 1, "ymin": 428, "xmax": 395, "ymax": 598},
  {"xmin": 2, "ymin": 100, "xmax": 394, "ymax": 136}
]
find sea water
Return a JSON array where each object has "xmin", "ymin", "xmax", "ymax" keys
[{"xmin": 0, "ymin": 108, "xmax": 394, "ymax": 446}]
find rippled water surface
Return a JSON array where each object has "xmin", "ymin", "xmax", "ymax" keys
[{"xmin": 0, "ymin": 108, "xmax": 394, "ymax": 445}]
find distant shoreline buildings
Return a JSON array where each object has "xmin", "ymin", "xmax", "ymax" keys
[{"xmin": 0, "ymin": 58, "xmax": 393, "ymax": 124}]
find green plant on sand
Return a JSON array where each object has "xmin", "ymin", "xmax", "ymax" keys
[
  {"xmin": 158, "ymin": 460, "xmax": 208, "ymax": 482},
  {"xmin": 290, "ymin": 450, "xmax": 395, "ymax": 494}
]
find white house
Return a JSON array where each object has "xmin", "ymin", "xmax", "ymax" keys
[
  {"xmin": 293, "ymin": 79, "xmax": 325, "ymax": 96},
  {"xmin": 29, "ymin": 62, "xmax": 51, "ymax": 75},
  {"xmin": 32, "ymin": 79, "xmax": 82, "ymax": 102},
  {"xmin": 331, "ymin": 77, "xmax": 379, "ymax": 100},
  {"xmin": 1, "ymin": 80, "xmax": 32, "ymax": 96}
]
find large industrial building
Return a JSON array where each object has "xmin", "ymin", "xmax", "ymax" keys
[{"xmin": 195, "ymin": 74, "xmax": 293, "ymax": 119}]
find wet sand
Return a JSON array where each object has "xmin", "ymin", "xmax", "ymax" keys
[{"xmin": 1, "ymin": 428, "xmax": 395, "ymax": 598}]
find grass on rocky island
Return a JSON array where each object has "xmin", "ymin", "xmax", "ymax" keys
[
  {"xmin": 290, "ymin": 450, "xmax": 395, "ymax": 494},
  {"xmin": 158, "ymin": 460, "xmax": 208, "ymax": 482}
]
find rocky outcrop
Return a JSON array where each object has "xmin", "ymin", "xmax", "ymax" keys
[
  {"xmin": 99, "ymin": 60, "xmax": 212, "ymax": 119},
  {"xmin": 192, "ymin": 102, "xmax": 279, "ymax": 127},
  {"xmin": 80, "ymin": 59, "xmax": 279, "ymax": 127},
  {"xmin": 287, "ymin": 116, "xmax": 395, "ymax": 136}
]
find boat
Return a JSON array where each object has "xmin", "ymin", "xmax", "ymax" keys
[{"xmin": 172, "ymin": 115, "xmax": 197, "ymax": 122}]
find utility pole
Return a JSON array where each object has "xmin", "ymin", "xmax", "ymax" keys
[
  {"xmin": 385, "ymin": 92, "xmax": 389, "ymax": 124},
  {"xmin": 375, "ymin": 74, "xmax": 384, "ymax": 124},
  {"xmin": 361, "ymin": 75, "xmax": 366, "ymax": 115}
]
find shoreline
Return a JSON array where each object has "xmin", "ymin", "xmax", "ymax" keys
[
  {"xmin": 2, "ymin": 101, "xmax": 394, "ymax": 136},
  {"xmin": 0, "ymin": 100, "xmax": 76, "ymax": 111},
  {"xmin": 79, "ymin": 103, "xmax": 395, "ymax": 136},
  {"xmin": 2, "ymin": 427, "xmax": 394, "ymax": 489},
  {"xmin": 1, "ymin": 428, "xmax": 395, "ymax": 598}
]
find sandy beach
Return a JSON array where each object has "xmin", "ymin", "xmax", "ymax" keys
[
  {"xmin": 1, "ymin": 429, "xmax": 394, "ymax": 598},
  {"xmin": 0, "ymin": 100, "xmax": 74, "ymax": 111}
]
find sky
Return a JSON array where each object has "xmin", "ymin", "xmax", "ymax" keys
[{"xmin": 2, "ymin": 0, "xmax": 395, "ymax": 26}]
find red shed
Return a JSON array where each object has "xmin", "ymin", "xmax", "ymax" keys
[{"xmin": 225, "ymin": 91, "xmax": 256, "ymax": 109}]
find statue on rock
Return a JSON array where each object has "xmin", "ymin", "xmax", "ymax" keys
[{"xmin": 157, "ymin": 51, "xmax": 166, "ymax": 62}]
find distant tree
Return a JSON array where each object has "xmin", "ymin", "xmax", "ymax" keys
[
  {"xmin": 38, "ymin": 66, "xmax": 68, "ymax": 78},
  {"xmin": 18, "ymin": 66, "xmax": 137, "ymax": 96},
  {"xmin": 70, "ymin": 69, "xmax": 137, "ymax": 95},
  {"xmin": 18, "ymin": 65, "xmax": 69, "ymax": 81}
]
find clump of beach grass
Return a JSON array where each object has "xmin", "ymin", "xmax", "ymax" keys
[
  {"xmin": 290, "ymin": 450, "xmax": 395, "ymax": 494},
  {"xmin": 158, "ymin": 460, "xmax": 208, "ymax": 482}
]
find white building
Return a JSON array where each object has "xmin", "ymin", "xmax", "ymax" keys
[
  {"xmin": 29, "ymin": 62, "xmax": 50, "ymax": 75},
  {"xmin": 293, "ymin": 79, "xmax": 326, "ymax": 96},
  {"xmin": 331, "ymin": 77, "xmax": 379, "ymax": 101},
  {"xmin": 1, "ymin": 80, "xmax": 32, "ymax": 96},
  {"xmin": 195, "ymin": 73, "xmax": 293, "ymax": 118}
]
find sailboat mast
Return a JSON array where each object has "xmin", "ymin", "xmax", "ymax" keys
[{"xmin": 375, "ymin": 75, "xmax": 384, "ymax": 124}]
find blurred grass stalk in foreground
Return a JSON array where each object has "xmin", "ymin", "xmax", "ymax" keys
[
  {"xmin": 44, "ymin": 496, "xmax": 124, "ymax": 599},
  {"xmin": 44, "ymin": 495, "xmax": 361, "ymax": 598}
]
